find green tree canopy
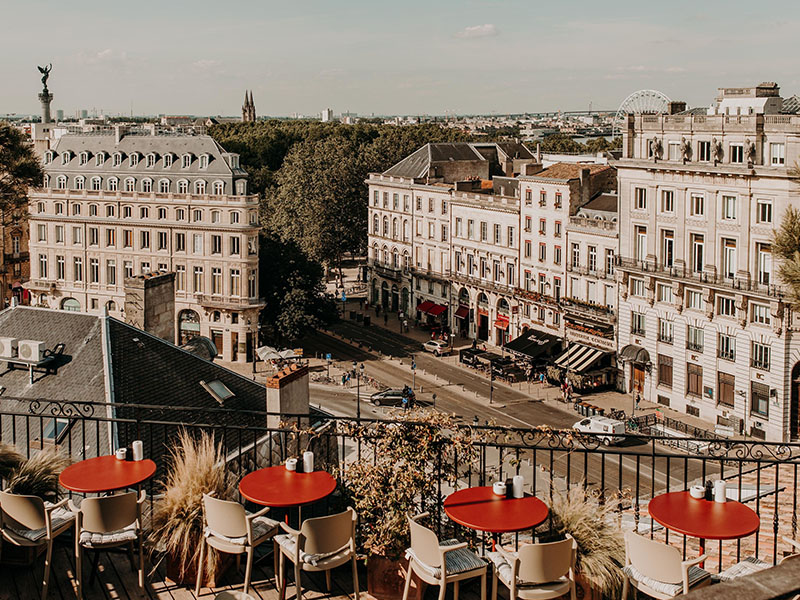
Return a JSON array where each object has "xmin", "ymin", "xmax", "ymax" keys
[
  {"xmin": 0, "ymin": 122, "xmax": 43, "ymax": 220},
  {"xmin": 774, "ymin": 204, "xmax": 800, "ymax": 308}
]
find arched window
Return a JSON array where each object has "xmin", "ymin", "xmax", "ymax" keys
[
  {"xmin": 129, "ymin": 153, "xmax": 139, "ymax": 167},
  {"xmin": 372, "ymin": 244, "xmax": 379, "ymax": 260},
  {"xmin": 145, "ymin": 153, "xmax": 156, "ymax": 168},
  {"xmin": 195, "ymin": 180, "xmax": 207, "ymax": 194},
  {"xmin": 56, "ymin": 175, "xmax": 67, "ymax": 189},
  {"xmin": 90, "ymin": 177, "xmax": 102, "ymax": 191},
  {"xmin": 392, "ymin": 248, "xmax": 399, "ymax": 268},
  {"xmin": 72, "ymin": 204, "xmax": 81, "ymax": 216},
  {"xmin": 123, "ymin": 205, "xmax": 132, "ymax": 218},
  {"xmin": 178, "ymin": 309, "xmax": 201, "ymax": 345},
  {"xmin": 372, "ymin": 215, "xmax": 379, "ymax": 234},
  {"xmin": 176, "ymin": 208, "xmax": 186, "ymax": 221},
  {"xmin": 45, "ymin": 151, "xmax": 54, "ymax": 164},
  {"xmin": 142, "ymin": 179, "xmax": 153, "ymax": 193},
  {"xmin": 158, "ymin": 207, "xmax": 167, "ymax": 220},
  {"xmin": 382, "ymin": 216, "xmax": 389, "ymax": 236},
  {"xmin": 230, "ymin": 211, "xmax": 240, "ymax": 224},
  {"xmin": 95, "ymin": 152, "xmax": 106, "ymax": 166},
  {"xmin": 392, "ymin": 218, "xmax": 398, "ymax": 239},
  {"xmin": 199, "ymin": 154, "xmax": 209, "ymax": 169},
  {"xmin": 140, "ymin": 207, "xmax": 149, "ymax": 219},
  {"xmin": 163, "ymin": 153, "xmax": 173, "ymax": 167},
  {"xmin": 211, "ymin": 210, "xmax": 221, "ymax": 224},
  {"xmin": 79, "ymin": 152, "xmax": 89, "ymax": 166},
  {"xmin": 61, "ymin": 298, "xmax": 81, "ymax": 312},
  {"xmin": 107, "ymin": 177, "xmax": 118, "ymax": 192},
  {"xmin": 106, "ymin": 205, "xmax": 115, "ymax": 217},
  {"xmin": 177, "ymin": 180, "xmax": 188, "ymax": 194},
  {"xmin": 181, "ymin": 154, "xmax": 192, "ymax": 169},
  {"xmin": 89, "ymin": 204, "xmax": 98, "ymax": 216},
  {"xmin": 75, "ymin": 176, "xmax": 85, "ymax": 190},
  {"xmin": 43, "ymin": 174, "xmax": 50, "ymax": 187},
  {"xmin": 403, "ymin": 251, "xmax": 410, "ymax": 270},
  {"xmin": 106, "ymin": 300, "xmax": 117, "ymax": 312},
  {"xmin": 382, "ymin": 246, "xmax": 389, "ymax": 264},
  {"xmin": 124, "ymin": 178, "xmax": 135, "ymax": 192},
  {"xmin": 403, "ymin": 220, "xmax": 409, "ymax": 241},
  {"xmin": 213, "ymin": 181, "xmax": 225, "ymax": 195},
  {"xmin": 159, "ymin": 179, "xmax": 170, "ymax": 193},
  {"xmin": 112, "ymin": 152, "xmax": 122, "ymax": 167},
  {"xmin": 61, "ymin": 151, "xmax": 71, "ymax": 165},
  {"xmin": 193, "ymin": 209, "xmax": 203, "ymax": 222}
]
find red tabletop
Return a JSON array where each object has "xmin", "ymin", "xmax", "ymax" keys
[
  {"xmin": 444, "ymin": 487, "xmax": 549, "ymax": 534},
  {"xmin": 239, "ymin": 465, "xmax": 337, "ymax": 507},
  {"xmin": 648, "ymin": 491, "xmax": 760, "ymax": 541},
  {"xmin": 59, "ymin": 455, "xmax": 156, "ymax": 493}
]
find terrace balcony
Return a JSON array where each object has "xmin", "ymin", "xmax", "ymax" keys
[{"xmin": 1, "ymin": 399, "xmax": 800, "ymax": 599}]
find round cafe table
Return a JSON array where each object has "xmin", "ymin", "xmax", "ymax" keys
[
  {"xmin": 239, "ymin": 465, "xmax": 337, "ymax": 514},
  {"xmin": 444, "ymin": 486, "xmax": 549, "ymax": 549},
  {"xmin": 59, "ymin": 455, "xmax": 156, "ymax": 494},
  {"xmin": 648, "ymin": 491, "xmax": 760, "ymax": 561}
]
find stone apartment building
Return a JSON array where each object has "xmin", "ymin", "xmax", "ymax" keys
[
  {"xmin": 616, "ymin": 82, "xmax": 800, "ymax": 441},
  {"xmin": 26, "ymin": 126, "xmax": 264, "ymax": 363}
]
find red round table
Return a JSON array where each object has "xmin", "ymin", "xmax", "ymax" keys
[
  {"xmin": 444, "ymin": 487, "xmax": 549, "ymax": 534},
  {"xmin": 648, "ymin": 491, "xmax": 760, "ymax": 560},
  {"xmin": 239, "ymin": 465, "xmax": 337, "ymax": 508},
  {"xmin": 59, "ymin": 455, "xmax": 156, "ymax": 493}
]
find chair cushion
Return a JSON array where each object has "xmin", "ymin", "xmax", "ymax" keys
[
  {"xmin": 206, "ymin": 515, "xmax": 279, "ymax": 546},
  {"xmin": 713, "ymin": 557, "xmax": 771, "ymax": 583},
  {"xmin": 623, "ymin": 563, "xmax": 710, "ymax": 597},
  {"xmin": 488, "ymin": 550, "xmax": 566, "ymax": 590},
  {"xmin": 406, "ymin": 538, "xmax": 486, "ymax": 579},
  {"xmin": 80, "ymin": 522, "xmax": 138, "ymax": 547},
  {"xmin": 8, "ymin": 507, "xmax": 74, "ymax": 542},
  {"xmin": 274, "ymin": 533, "xmax": 349, "ymax": 566}
]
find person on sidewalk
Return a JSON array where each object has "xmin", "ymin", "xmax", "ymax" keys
[
  {"xmin": 403, "ymin": 319, "xmax": 408, "ymax": 333},
  {"xmin": 383, "ymin": 313, "xmax": 388, "ymax": 326}
]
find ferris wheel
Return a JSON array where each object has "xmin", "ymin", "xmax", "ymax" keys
[{"xmin": 612, "ymin": 90, "xmax": 671, "ymax": 137}]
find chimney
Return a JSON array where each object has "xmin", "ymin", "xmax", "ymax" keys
[
  {"xmin": 114, "ymin": 125, "xmax": 127, "ymax": 145},
  {"xmin": 579, "ymin": 167, "xmax": 591, "ymax": 208},
  {"xmin": 123, "ymin": 271, "xmax": 175, "ymax": 342},
  {"xmin": 536, "ymin": 143, "xmax": 542, "ymax": 163},
  {"xmin": 266, "ymin": 364, "xmax": 310, "ymax": 429}
]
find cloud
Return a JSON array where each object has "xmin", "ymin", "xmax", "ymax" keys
[
  {"xmin": 79, "ymin": 48, "xmax": 129, "ymax": 65},
  {"xmin": 192, "ymin": 59, "xmax": 222, "ymax": 70},
  {"xmin": 454, "ymin": 24, "xmax": 498, "ymax": 39}
]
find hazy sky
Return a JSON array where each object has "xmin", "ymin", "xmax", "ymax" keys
[{"xmin": 3, "ymin": 0, "xmax": 799, "ymax": 117}]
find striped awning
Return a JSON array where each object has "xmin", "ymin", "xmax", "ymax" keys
[{"xmin": 554, "ymin": 344, "xmax": 608, "ymax": 373}]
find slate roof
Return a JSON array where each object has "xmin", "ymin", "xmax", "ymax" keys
[
  {"xmin": 383, "ymin": 143, "xmax": 485, "ymax": 179},
  {"xmin": 676, "ymin": 107, "xmax": 709, "ymax": 116},
  {"xmin": 525, "ymin": 163, "xmax": 612, "ymax": 181},
  {"xmin": 781, "ymin": 95, "xmax": 800, "ymax": 114},
  {"xmin": 581, "ymin": 192, "xmax": 618, "ymax": 213},
  {"xmin": 495, "ymin": 142, "xmax": 535, "ymax": 160}
]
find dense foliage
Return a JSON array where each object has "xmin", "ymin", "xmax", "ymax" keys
[
  {"xmin": 0, "ymin": 122, "xmax": 43, "ymax": 223},
  {"xmin": 774, "ymin": 203, "xmax": 800, "ymax": 307}
]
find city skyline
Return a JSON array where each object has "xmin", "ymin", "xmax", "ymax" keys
[{"xmin": 2, "ymin": 0, "xmax": 799, "ymax": 117}]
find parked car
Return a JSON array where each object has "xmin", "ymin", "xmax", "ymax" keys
[
  {"xmin": 422, "ymin": 340, "xmax": 450, "ymax": 356},
  {"xmin": 573, "ymin": 416, "xmax": 626, "ymax": 445},
  {"xmin": 368, "ymin": 389, "xmax": 415, "ymax": 407}
]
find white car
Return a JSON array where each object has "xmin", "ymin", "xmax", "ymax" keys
[
  {"xmin": 573, "ymin": 416, "xmax": 626, "ymax": 445},
  {"xmin": 422, "ymin": 340, "xmax": 450, "ymax": 356}
]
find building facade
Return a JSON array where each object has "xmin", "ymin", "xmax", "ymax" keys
[
  {"xmin": 616, "ymin": 83, "xmax": 800, "ymax": 441},
  {"xmin": 26, "ymin": 127, "xmax": 264, "ymax": 363}
]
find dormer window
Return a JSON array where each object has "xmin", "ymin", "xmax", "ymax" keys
[
  {"xmin": 181, "ymin": 154, "xmax": 192, "ymax": 169},
  {"xmin": 195, "ymin": 180, "xmax": 206, "ymax": 194},
  {"xmin": 107, "ymin": 177, "xmax": 118, "ymax": 192},
  {"xmin": 45, "ymin": 151, "xmax": 54, "ymax": 164},
  {"xmin": 163, "ymin": 153, "xmax": 173, "ymax": 167},
  {"xmin": 158, "ymin": 179, "xmax": 170, "ymax": 193},
  {"xmin": 212, "ymin": 180, "xmax": 224, "ymax": 195},
  {"xmin": 129, "ymin": 153, "xmax": 139, "ymax": 167},
  {"xmin": 61, "ymin": 151, "xmax": 72, "ymax": 165},
  {"xmin": 146, "ymin": 153, "xmax": 156, "ymax": 168},
  {"xmin": 124, "ymin": 177, "xmax": 135, "ymax": 192},
  {"xmin": 43, "ymin": 174, "xmax": 50, "ymax": 187},
  {"xmin": 229, "ymin": 154, "xmax": 240, "ymax": 169},
  {"xmin": 79, "ymin": 152, "xmax": 89, "ymax": 166},
  {"xmin": 56, "ymin": 175, "xmax": 67, "ymax": 189},
  {"xmin": 90, "ymin": 177, "xmax": 102, "ymax": 191},
  {"xmin": 142, "ymin": 178, "xmax": 153, "ymax": 193},
  {"xmin": 112, "ymin": 152, "xmax": 122, "ymax": 167},
  {"xmin": 177, "ymin": 180, "xmax": 188, "ymax": 194},
  {"xmin": 75, "ymin": 176, "xmax": 85, "ymax": 190},
  {"xmin": 95, "ymin": 152, "xmax": 105, "ymax": 166},
  {"xmin": 199, "ymin": 154, "xmax": 209, "ymax": 169}
]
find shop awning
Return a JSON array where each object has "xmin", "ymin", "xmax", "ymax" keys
[
  {"xmin": 416, "ymin": 300, "xmax": 434, "ymax": 313},
  {"xmin": 554, "ymin": 344, "xmax": 608, "ymax": 373},
  {"xmin": 454, "ymin": 305, "xmax": 469, "ymax": 319},
  {"xmin": 504, "ymin": 329, "xmax": 560, "ymax": 359},
  {"xmin": 427, "ymin": 304, "xmax": 448, "ymax": 317},
  {"xmin": 619, "ymin": 344, "xmax": 650, "ymax": 364},
  {"xmin": 494, "ymin": 317, "xmax": 509, "ymax": 330}
]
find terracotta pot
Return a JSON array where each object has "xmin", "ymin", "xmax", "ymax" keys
[
  {"xmin": 367, "ymin": 555, "xmax": 427, "ymax": 600},
  {"xmin": 165, "ymin": 549, "xmax": 232, "ymax": 587},
  {"xmin": 574, "ymin": 571, "xmax": 603, "ymax": 600}
]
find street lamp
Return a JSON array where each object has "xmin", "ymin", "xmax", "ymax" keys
[
  {"xmin": 411, "ymin": 356, "xmax": 417, "ymax": 390},
  {"xmin": 352, "ymin": 361, "xmax": 365, "ymax": 421}
]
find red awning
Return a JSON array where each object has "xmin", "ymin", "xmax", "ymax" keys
[
  {"xmin": 417, "ymin": 300, "xmax": 435, "ymax": 313},
  {"xmin": 427, "ymin": 304, "xmax": 448, "ymax": 317},
  {"xmin": 494, "ymin": 317, "xmax": 510, "ymax": 330},
  {"xmin": 454, "ymin": 305, "xmax": 469, "ymax": 319}
]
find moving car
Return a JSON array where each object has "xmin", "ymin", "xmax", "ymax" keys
[
  {"xmin": 422, "ymin": 340, "xmax": 450, "ymax": 356},
  {"xmin": 573, "ymin": 416, "xmax": 626, "ymax": 445},
  {"xmin": 368, "ymin": 388, "xmax": 415, "ymax": 407}
]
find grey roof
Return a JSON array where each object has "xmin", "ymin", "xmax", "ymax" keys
[
  {"xmin": 781, "ymin": 95, "xmax": 800, "ymax": 114},
  {"xmin": 383, "ymin": 143, "xmax": 485, "ymax": 179},
  {"xmin": 494, "ymin": 142, "xmax": 535, "ymax": 160},
  {"xmin": 581, "ymin": 192, "xmax": 618, "ymax": 213},
  {"xmin": 676, "ymin": 107, "xmax": 708, "ymax": 116}
]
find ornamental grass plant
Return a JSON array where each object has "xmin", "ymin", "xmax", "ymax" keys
[
  {"xmin": 6, "ymin": 449, "xmax": 70, "ymax": 500},
  {"xmin": 150, "ymin": 429, "xmax": 234, "ymax": 583},
  {"xmin": 0, "ymin": 443, "xmax": 24, "ymax": 480}
]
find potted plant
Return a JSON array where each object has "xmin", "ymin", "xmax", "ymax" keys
[
  {"xmin": 546, "ymin": 483, "xmax": 626, "ymax": 600},
  {"xmin": 150, "ymin": 429, "xmax": 234, "ymax": 587},
  {"xmin": 6, "ymin": 448, "xmax": 69, "ymax": 501},
  {"xmin": 341, "ymin": 409, "xmax": 481, "ymax": 600}
]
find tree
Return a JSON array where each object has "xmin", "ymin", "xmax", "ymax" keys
[
  {"xmin": 537, "ymin": 133, "xmax": 587, "ymax": 154},
  {"xmin": 585, "ymin": 136, "xmax": 622, "ymax": 153},
  {"xmin": 0, "ymin": 123, "xmax": 43, "ymax": 221},
  {"xmin": 774, "ymin": 203, "xmax": 800, "ymax": 308}
]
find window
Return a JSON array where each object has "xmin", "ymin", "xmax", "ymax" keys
[
  {"xmin": 88, "ymin": 227, "xmax": 98, "ymax": 246},
  {"xmin": 130, "ymin": 153, "xmax": 139, "ymax": 167},
  {"xmin": 182, "ymin": 154, "xmax": 192, "ymax": 169},
  {"xmin": 538, "ymin": 243, "xmax": 546, "ymax": 262},
  {"xmin": 141, "ymin": 261, "xmax": 150, "ymax": 274},
  {"xmin": 606, "ymin": 249, "xmax": 614, "ymax": 275},
  {"xmin": 751, "ymin": 381, "xmax": 769, "ymax": 417},
  {"xmin": 751, "ymin": 303, "xmax": 771, "ymax": 325},
  {"xmin": 631, "ymin": 311, "xmax": 646, "ymax": 335},
  {"xmin": 193, "ymin": 233, "xmax": 203, "ymax": 254},
  {"xmin": 157, "ymin": 231, "xmax": 168, "ymax": 250},
  {"xmin": 730, "ymin": 144, "xmax": 744, "ymax": 164},
  {"xmin": 73, "ymin": 257, "xmax": 83, "ymax": 281},
  {"xmin": 687, "ymin": 325, "xmax": 704, "ymax": 352},
  {"xmin": 721, "ymin": 195, "xmax": 737, "ymax": 220},
  {"xmin": 142, "ymin": 179, "xmax": 152, "ymax": 193},
  {"xmin": 525, "ymin": 189, "xmax": 532, "ymax": 205},
  {"xmin": 657, "ymin": 354, "xmax": 673, "ymax": 388},
  {"xmin": 230, "ymin": 236, "xmax": 240, "ymax": 255},
  {"xmin": 539, "ymin": 219, "xmax": 546, "ymax": 235},
  {"xmin": 140, "ymin": 230, "xmax": 150, "ymax": 249},
  {"xmin": 553, "ymin": 277, "xmax": 561, "ymax": 300},
  {"xmin": 113, "ymin": 153, "xmax": 122, "ymax": 167},
  {"xmin": 211, "ymin": 268, "xmax": 222, "ymax": 294},
  {"xmin": 72, "ymin": 203, "xmax": 81, "ymax": 216},
  {"xmin": 123, "ymin": 229, "xmax": 132, "ymax": 248},
  {"xmin": 493, "ymin": 224, "xmax": 501, "ymax": 244},
  {"xmin": 230, "ymin": 269, "xmax": 241, "ymax": 296},
  {"xmin": 89, "ymin": 258, "xmax": 99, "ymax": 283},
  {"xmin": 770, "ymin": 143, "xmax": 785, "ymax": 165},
  {"xmin": 211, "ymin": 235, "xmax": 222, "ymax": 254},
  {"xmin": 195, "ymin": 180, "xmax": 206, "ymax": 194},
  {"xmin": 539, "ymin": 191, "xmax": 546, "ymax": 207},
  {"xmin": 91, "ymin": 177, "xmax": 102, "ymax": 191},
  {"xmin": 660, "ymin": 190, "xmax": 674, "ymax": 213},
  {"xmin": 145, "ymin": 153, "xmax": 156, "ymax": 168},
  {"xmin": 56, "ymin": 175, "xmax": 67, "ymax": 189},
  {"xmin": 176, "ymin": 208, "xmax": 185, "ymax": 221},
  {"xmin": 757, "ymin": 243, "xmax": 772, "ymax": 285},
  {"xmin": 105, "ymin": 228, "xmax": 115, "ymax": 247},
  {"xmin": 698, "ymin": 141, "xmax": 711, "ymax": 162},
  {"xmin": 72, "ymin": 226, "xmax": 82, "ymax": 245},
  {"xmin": 124, "ymin": 261, "xmax": 133, "ymax": 279},
  {"xmin": 230, "ymin": 211, "xmax": 240, "ymax": 224},
  {"xmin": 718, "ymin": 372, "xmax": 735, "ymax": 407},
  {"xmin": 690, "ymin": 234, "xmax": 704, "ymax": 273},
  {"xmin": 175, "ymin": 265, "xmax": 186, "ymax": 291},
  {"xmin": 75, "ymin": 176, "xmax": 85, "ymax": 190},
  {"xmin": 199, "ymin": 154, "xmax": 209, "ymax": 169},
  {"xmin": 657, "ymin": 283, "xmax": 673, "ymax": 303},
  {"xmin": 554, "ymin": 192, "xmax": 562, "ymax": 208},
  {"xmin": 428, "ymin": 222, "xmax": 434, "ymax": 239},
  {"xmin": 467, "ymin": 220, "xmax": 474, "ymax": 239},
  {"xmin": 106, "ymin": 260, "xmax": 116, "ymax": 285},
  {"xmin": 722, "ymin": 238, "xmax": 737, "ymax": 279},
  {"xmin": 756, "ymin": 199, "xmax": 773, "ymax": 224},
  {"xmin": 427, "ymin": 198, "xmax": 434, "ymax": 213},
  {"xmin": 213, "ymin": 181, "xmax": 224, "ymax": 195},
  {"xmin": 571, "ymin": 243, "xmax": 580, "ymax": 268},
  {"xmin": 89, "ymin": 204, "xmax": 98, "ymax": 217},
  {"xmin": 480, "ymin": 222, "xmax": 488, "ymax": 242},
  {"xmin": 104, "ymin": 204, "xmax": 114, "ymax": 218},
  {"xmin": 661, "ymin": 230, "xmax": 674, "ymax": 268},
  {"xmin": 631, "ymin": 278, "xmax": 646, "ymax": 298},
  {"xmin": 507, "ymin": 226, "xmax": 515, "ymax": 248},
  {"xmin": 441, "ymin": 224, "xmax": 448, "ymax": 242},
  {"xmin": 717, "ymin": 296, "xmax": 735, "ymax": 317},
  {"xmin": 175, "ymin": 232, "xmax": 185, "ymax": 252},
  {"xmin": 38, "ymin": 254, "xmax": 47, "ymax": 279},
  {"xmin": 37, "ymin": 224, "xmax": 46, "ymax": 242},
  {"xmin": 634, "ymin": 187, "xmax": 647, "ymax": 210},
  {"xmin": 554, "ymin": 221, "xmax": 562, "ymax": 238},
  {"xmin": 554, "ymin": 245, "xmax": 562, "ymax": 265},
  {"xmin": 690, "ymin": 194, "xmax": 704, "ymax": 217},
  {"xmin": 56, "ymin": 255, "xmax": 65, "ymax": 280},
  {"xmin": 658, "ymin": 318, "xmax": 673, "ymax": 343},
  {"xmin": 687, "ymin": 363, "xmax": 703, "ymax": 397},
  {"xmin": 455, "ymin": 218, "xmax": 463, "ymax": 237},
  {"xmin": 248, "ymin": 271, "xmax": 258, "ymax": 297},
  {"xmin": 193, "ymin": 266, "xmax": 204, "ymax": 293},
  {"xmin": 634, "ymin": 226, "xmax": 647, "ymax": 261},
  {"xmin": 668, "ymin": 142, "xmax": 681, "ymax": 161},
  {"xmin": 193, "ymin": 209, "xmax": 202, "ymax": 222},
  {"xmin": 140, "ymin": 206, "xmax": 149, "ymax": 219},
  {"xmin": 752, "ymin": 341, "xmax": 771, "ymax": 371},
  {"xmin": 686, "ymin": 289, "xmax": 702, "ymax": 310},
  {"xmin": 61, "ymin": 151, "xmax": 71, "ymax": 165}
]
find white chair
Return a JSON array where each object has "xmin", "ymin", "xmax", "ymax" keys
[
  {"xmin": 69, "ymin": 490, "xmax": 145, "ymax": 600},
  {"xmin": 274, "ymin": 507, "xmax": 359, "ymax": 600},
  {"xmin": 0, "ymin": 490, "xmax": 74, "ymax": 600},
  {"xmin": 715, "ymin": 536, "xmax": 800, "ymax": 582},
  {"xmin": 402, "ymin": 512, "xmax": 487, "ymax": 600},
  {"xmin": 214, "ymin": 591, "xmax": 257, "ymax": 600},
  {"xmin": 488, "ymin": 535, "xmax": 577, "ymax": 600},
  {"xmin": 196, "ymin": 493, "xmax": 280, "ymax": 596},
  {"xmin": 621, "ymin": 531, "xmax": 711, "ymax": 599}
]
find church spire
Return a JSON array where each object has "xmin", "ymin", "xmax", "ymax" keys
[{"xmin": 242, "ymin": 90, "xmax": 256, "ymax": 122}]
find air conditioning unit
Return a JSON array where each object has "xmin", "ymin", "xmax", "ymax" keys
[
  {"xmin": 0, "ymin": 337, "xmax": 17, "ymax": 358},
  {"xmin": 17, "ymin": 340, "xmax": 45, "ymax": 362}
]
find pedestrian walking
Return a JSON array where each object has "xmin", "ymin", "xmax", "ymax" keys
[
  {"xmin": 383, "ymin": 313, "xmax": 388, "ymax": 326},
  {"xmin": 341, "ymin": 373, "xmax": 347, "ymax": 386},
  {"xmin": 403, "ymin": 319, "xmax": 408, "ymax": 333},
  {"xmin": 346, "ymin": 372, "xmax": 351, "ymax": 387}
]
